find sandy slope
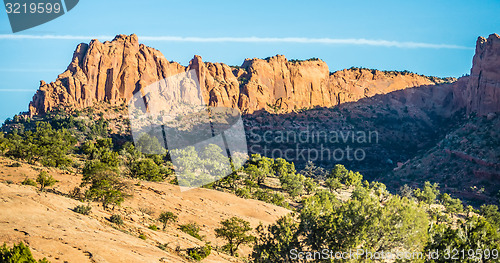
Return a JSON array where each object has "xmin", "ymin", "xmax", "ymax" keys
[{"xmin": 0, "ymin": 157, "xmax": 290, "ymax": 262}]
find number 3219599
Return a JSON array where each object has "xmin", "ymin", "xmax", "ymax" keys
[{"xmin": 5, "ymin": 2, "xmax": 61, "ymax": 14}]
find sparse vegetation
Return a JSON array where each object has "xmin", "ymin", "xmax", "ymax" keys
[
  {"xmin": 72, "ymin": 204, "xmax": 92, "ymax": 215},
  {"xmin": 21, "ymin": 177, "xmax": 37, "ymax": 187},
  {"xmin": 187, "ymin": 243, "xmax": 211, "ymax": 261},
  {"xmin": 439, "ymin": 193, "xmax": 464, "ymax": 213},
  {"xmin": 0, "ymin": 242, "xmax": 50, "ymax": 263},
  {"xmin": 414, "ymin": 181, "xmax": 440, "ymax": 204},
  {"xmin": 80, "ymin": 162, "xmax": 130, "ymax": 209},
  {"xmin": 179, "ymin": 223, "xmax": 203, "ymax": 240},
  {"xmin": 328, "ymin": 164, "xmax": 362, "ymax": 187},
  {"xmin": 130, "ymin": 158, "xmax": 166, "ymax": 182},
  {"xmin": 2, "ymin": 122, "xmax": 75, "ymax": 167},
  {"xmin": 109, "ymin": 214, "xmax": 123, "ymax": 225},
  {"xmin": 0, "ymin": 66, "xmax": 498, "ymax": 263},
  {"xmin": 68, "ymin": 186, "xmax": 85, "ymax": 201},
  {"xmin": 157, "ymin": 243, "xmax": 168, "ymax": 251},
  {"xmin": 215, "ymin": 217, "xmax": 255, "ymax": 256},
  {"xmin": 158, "ymin": 211, "xmax": 177, "ymax": 230},
  {"xmin": 36, "ymin": 171, "xmax": 57, "ymax": 191},
  {"xmin": 325, "ymin": 177, "xmax": 341, "ymax": 193}
]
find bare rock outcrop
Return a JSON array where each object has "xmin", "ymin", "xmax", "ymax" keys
[
  {"xmin": 237, "ymin": 56, "xmax": 333, "ymax": 112},
  {"xmin": 28, "ymin": 34, "xmax": 452, "ymax": 116},
  {"xmin": 464, "ymin": 33, "xmax": 500, "ymax": 115},
  {"xmin": 29, "ymin": 34, "xmax": 185, "ymax": 115},
  {"xmin": 328, "ymin": 68, "xmax": 436, "ymax": 106}
]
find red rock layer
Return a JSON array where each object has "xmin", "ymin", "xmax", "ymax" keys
[{"xmin": 29, "ymin": 34, "xmax": 463, "ymax": 116}]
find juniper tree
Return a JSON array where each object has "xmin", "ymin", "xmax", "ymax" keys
[
  {"xmin": 215, "ymin": 217, "xmax": 255, "ymax": 256},
  {"xmin": 158, "ymin": 211, "xmax": 178, "ymax": 230},
  {"xmin": 36, "ymin": 171, "xmax": 57, "ymax": 191}
]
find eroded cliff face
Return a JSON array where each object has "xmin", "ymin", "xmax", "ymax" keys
[
  {"xmin": 29, "ymin": 34, "xmax": 186, "ymax": 116},
  {"xmin": 464, "ymin": 34, "xmax": 500, "ymax": 115},
  {"xmin": 28, "ymin": 34, "xmax": 452, "ymax": 116}
]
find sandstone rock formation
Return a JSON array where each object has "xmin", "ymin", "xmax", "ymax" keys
[
  {"xmin": 28, "ymin": 34, "xmax": 456, "ymax": 116},
  {"xmin": 29, "ymin": 34, "xmax": 185, "ymax": 116},
  {"xmin": 464, "ymin": 34, "xmax": 500, "ymax": 115}
]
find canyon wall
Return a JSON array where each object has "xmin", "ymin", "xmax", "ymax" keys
[{"xmin": 30, "ymin": 33, "xmax": 497, "ymax": 117}]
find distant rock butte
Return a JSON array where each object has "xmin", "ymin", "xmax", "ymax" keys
[{"xmin": 30, "ymin": 33, "xmax": 497, "ymax": 117}]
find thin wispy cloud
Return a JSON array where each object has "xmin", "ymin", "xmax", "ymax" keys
[
  {"xmin": 0, "ymin": 89, "xmax": 37, "ymax": 92},
  {"xmin": 0, "ymin": 34, "xmax": 473, "ymax": 49},
  {"xmin": 0, "ymin": 68, "xmax": 62, "ymax": 73}
]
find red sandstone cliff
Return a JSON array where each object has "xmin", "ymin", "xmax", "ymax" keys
[
  {"xmin": 29, "ymin": 34, "xmax": 185, "ymax": 116},
  {"xmin": 464, "ymin": 34, "xmax": 500, "ymax": 115},
  {"xmin": 28, "ymin": 34, "xmax": 476, "ymax": 117}
]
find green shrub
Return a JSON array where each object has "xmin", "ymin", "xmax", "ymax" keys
[
  {"xmin": 303, "ymin": 177, "xmax": 317, "ymax": 194},
  {"xmin": 325, "ymin": 177, "xmax": 342, "ymax": 193},
  {"xmin": 158, "ymin": 211, "xmax": 177, "ymax": 230},
  {"xmin": 328, "ymin": 164, "xmax": 362, "ymax": 187},
  {"xmin": 235, "ymin": 187, "xmax": 250, "ymax": 199},
  {"xmin": 81, "ymin": 139, "xmax": 119, "ymax": 165},
  {"xmin": 36, "ymin": 171, "xmax": 57, "ymax": 191},
  {"xmin": 157, "ymin": 243, "xmax": 168, "ymax": 251},
  {"xmin": 5, "ymin": 122, "xmax": 75, "ymax": 168},
  {"xmin": 138, "ymin": 233, "xmax": 147, "ymax": 240},
  {"xmin": 279, "ymin": 173, "xmax": 305, "ymax": 197},
  {"xmin": 21, "ymin": 177, "xmax": 37, "ymax": 187},
  {"xmin": 10, "ymin": 162, "xmax": 21, "ymax": 167},
  {"xmin": 439, "ymin": 193, "xmax": 463, "ymax": 213},
  {"xmin": 169, "ymin": 177, "xmax": 178, "ymax": 185},
  {"xmin": 215, "ymin": 217, "xmax": 255, "ymax": 256},
  {"xmin": 81, "ymin": 162, "xmax": 129, "ymax": 209},
  {"xmin": 135, "ymin": 133, "xmax": 165, "ymax": 154},
  {"xmin": 187, "ymin": 243, "xmax": 211, "ymax": 261},
  {"xmin": 253, "ymin": 189, "xmax": 271, "ymax": 202},
  {"xmin": 480, "ymin": 204, "xmax": 500, "ymax": 229},
  {"xmin": 426, "ymin": 216, "xmax": 500, "ymax": 259},
  {"xmin": 414, "ymin": 181, "xmax": 440, "ymax": 204},
  {"xmin": 251, "ymin": 215, "xmax": 298, "ymax": 262},
  {"xmin": 130, "ymin": 159, "xmax": 165, "ymax": 182},
  {"xmin": 148, "ymin": 225, "xmax": 158, "ymax": 231},
  {"xmin": 72, "ymin": 205, "xmax": 91, "ymax": 215},
  {"xmin": 109, "ymin": 214, "xmax": 123, "ymax": 225},
  {"xmin": 269, "ymin": 192, "xmax": 288, "ymax": 208},
  {"xmin": 179, "ymin": 223, "xmax": 203, "ymax": 240},
  {"xmin": 68, "ymin": 187, "xmax": 85, "ymax": 201},
  {"xmin": 0, "ymin": 242, "xmax": 50, "ymax": 263}
]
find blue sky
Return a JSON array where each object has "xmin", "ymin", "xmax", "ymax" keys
[{"xmin": 0, "ymin": 0, "xmax": 499, "ymax": 123}]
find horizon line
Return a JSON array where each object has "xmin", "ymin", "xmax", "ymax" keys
[{"xmin": 0, "ymin": 34, "xmax": 473, "ymax": 49}]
